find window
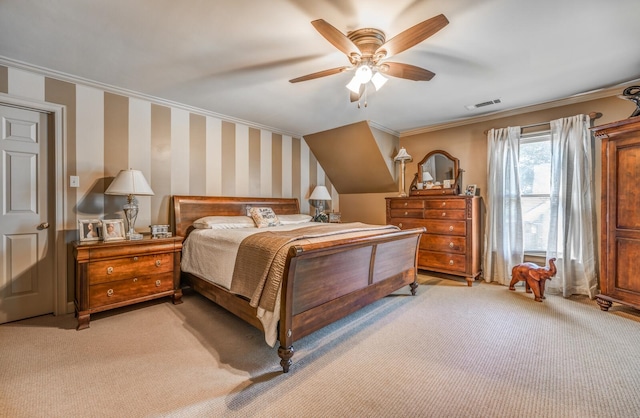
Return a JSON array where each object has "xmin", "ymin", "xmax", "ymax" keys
[{"xmin": 519, "ymin": 132, "xmax": 551, "ymax": 254}]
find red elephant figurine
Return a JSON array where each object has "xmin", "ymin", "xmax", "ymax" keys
[{"xmin": 509, "ymin": 258, "xmax": 557, "ymax": 302}]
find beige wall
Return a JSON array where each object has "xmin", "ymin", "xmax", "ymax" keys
[{"xmin": 341, "ymin": 94, "xmax": 636, "ymax": 279}]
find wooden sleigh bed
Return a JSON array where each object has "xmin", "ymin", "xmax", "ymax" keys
[{"xmin": 173, "ymin": 195, "xmax": 424, "ymax": 372}]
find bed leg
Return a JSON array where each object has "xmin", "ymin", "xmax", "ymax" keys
[
  {"xmin": 410, "ymin": 280, "xmax": 418, "ymax": 296},
  {"xmin": 278, "ymin": 345, "xmax": 294, "ymax": 373}
]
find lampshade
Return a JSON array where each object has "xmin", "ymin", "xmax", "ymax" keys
[
  {"xmin": 309, "ymin": 185, "xmax": 332, "ymax": 201},
  {"xmin": 371, "ymin": 72, "xmax": 388, "ymax": 91},
  {"xmin": 394, "ymin": 147, "xmax": 412, "ymax": 162},
  {"xmin": 346, "ymin": 76, "xmax": 362, "ymax": 94},
  {"xmin": 105, "ymin": 169, "xmax": 154, "ymax": 197},
  {"xmin": 423, "ymin": 171, "xmax": 434, "ymax": 182},
  {"xmin": 354, "ymin": 65, "xmax": 372, "ymax": 83}
]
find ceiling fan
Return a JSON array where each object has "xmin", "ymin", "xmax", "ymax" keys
[{"xmin": 289, "ymin": 14, "xmax": 449, "ymax": 104}]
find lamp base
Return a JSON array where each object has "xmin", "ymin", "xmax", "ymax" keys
[{"xmin": 123, "ymin": 202, "xmax": 140, "ymax": 240}]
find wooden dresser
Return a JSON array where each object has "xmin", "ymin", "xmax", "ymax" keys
[
  {"xmin": 73, "ymin": 235, "xmax": 183, "ymax": 330},
  {"xmin": 593, "ymin": 116, "xmax": 640, "ymax": 311},
  {"xmin": 386, "ymin": 195, "xmax": 481, "ymax": 285}
]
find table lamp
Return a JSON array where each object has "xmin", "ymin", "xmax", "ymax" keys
[
  {"xmin": 394, "ymin": 147, "xmax": 412, "ymax": 197},
  {"xmin": 105, "ymin": 169, "xmax": 154, "ymax": 240},
  {"xmin": 309, "ymin": 185, "xmax": 332, "ymax": 222},
  {"xmin": 422, "ymin": 171, "xmax": 434, "ymax": 188}
]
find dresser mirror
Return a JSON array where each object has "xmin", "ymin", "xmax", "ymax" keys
[{"xmin": 410, "ymin": 150, "xmax": 461, "ymax": 195}]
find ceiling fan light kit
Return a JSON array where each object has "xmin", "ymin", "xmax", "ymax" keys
[{"xmin": 290, "ymin": 14, "xmax": 449, "ymax": 104}]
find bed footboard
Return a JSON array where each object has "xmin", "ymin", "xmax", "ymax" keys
[{"xmin": 277, "ymin": 227, "xmax": 423, "ymax": 372}]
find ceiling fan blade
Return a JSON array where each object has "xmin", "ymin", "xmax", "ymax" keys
[
  {"xmin": 382, "ymin": 62, "xmax": 435, "ymax": 81},
  {"xmin": 289, "ymin": 66, "xmax": 350, "ymax": 83},
  {"xmin": 311, "ymin": 19, "xmax": 361, "ymax": 58},
  {"xmin": 375, "ymin": 14, "xmax": 449, "ymax": 59}
]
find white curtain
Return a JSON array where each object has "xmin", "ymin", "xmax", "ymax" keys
[
  {"xmin": 545, "ymin": 115, "xmax": 598, "ymax": 298},
  {"xmin": 484, "ymin": 127, "xmax": 523, "ymax": 285}
]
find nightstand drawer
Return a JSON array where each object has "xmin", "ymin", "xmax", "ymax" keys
[
  {"xmin": 89, "ymin": 272, "xmax": 174, "ymax": 307},
  {"xmin": 88, "ymin": 253, "xmax": 173, "ymax": 285}
]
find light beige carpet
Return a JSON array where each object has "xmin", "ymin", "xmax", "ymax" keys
[{"xmin": 1, "ymin": 274, "xmax": 640, "ymax": 418}]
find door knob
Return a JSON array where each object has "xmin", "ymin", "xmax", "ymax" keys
[{"xmin": 38, "ymin": 222, "xmax": 50, "ymax": 230}]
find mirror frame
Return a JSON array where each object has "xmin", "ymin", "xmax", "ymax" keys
[{"xmin": 410, "ymin": 150, "xmax": 461, "ymax": 196}]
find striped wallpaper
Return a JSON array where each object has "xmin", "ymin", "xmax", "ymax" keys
[{"xmin": 0, "ymin": 64, "xmax": 336, "ymax": 235}]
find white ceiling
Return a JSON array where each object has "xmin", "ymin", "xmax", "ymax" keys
[{"xmin": 1, "ymin": 0, "xmax": 639, "ymax": 137}]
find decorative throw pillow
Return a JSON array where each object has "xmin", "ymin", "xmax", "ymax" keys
[
  {"xmin": 249, "ymin": 207, "xmax": 281, "ymax": 228},
  {"xmin": 278, "ymin": 214, "xmax": 313, "ymax": 225},
  {"xmin": 192, "ymin": 216, "xmax": 256, "ymax": 229}
]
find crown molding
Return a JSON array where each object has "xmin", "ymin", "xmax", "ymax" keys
[
  {"xmin": 367, "ymin": 120, "xmax": 400, "ymax": 137},
  {"xmin": 0, "ymin": 55, "xmax": 303, "ymax": 138},
  {"xmin": 400, "ymin": 79, "xmax": 640, "ymax": 137}
]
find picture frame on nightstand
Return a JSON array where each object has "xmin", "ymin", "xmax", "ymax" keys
[
  {"xmin": 78, "ymin": 219, "xmax": 102, "ymax": 242},
  {"xmin": 102, "ymin": 219, "xmax": 126, "ymax": 241}
]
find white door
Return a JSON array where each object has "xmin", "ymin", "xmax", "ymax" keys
[{"xmin": 0, "ymin": 104, "xmax": 53, "ymax": 323}]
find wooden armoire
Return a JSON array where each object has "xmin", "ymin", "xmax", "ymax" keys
[{"xmin": 593, "ymin": 116, "xmax": 640, "ymax": 311}]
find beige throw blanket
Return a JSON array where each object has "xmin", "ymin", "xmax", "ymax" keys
[{"xmin": 229, "ymin": 223, "xmax": 398, "ymax": 312}]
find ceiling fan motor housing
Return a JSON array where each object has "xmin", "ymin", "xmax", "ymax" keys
[{"xmin": 347, "ymin": 28, "xmax": 387, "ymax": 63}]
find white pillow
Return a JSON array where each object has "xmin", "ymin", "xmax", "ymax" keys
[
  {"xmin": 278, "ymin": 214, "xmax": 313, "ymax": 225},
  {"xmin": 249, "ymin": 207, "xmax": 280, "ymax": 228},
  {"xmin": 192, "ymin": 216, "xmax": 256, "ymax": 229}
]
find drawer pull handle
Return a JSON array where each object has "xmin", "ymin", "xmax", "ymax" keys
[
  {"xmin": 442, "ymin": 202, "xmax": 446, "ymax": 207},
  {"xmin": 449, "ymin": 260, "xmax": 454, "ymax": 265},
  {"xmin": 398, "ymin": 223, "xmax": 403, "ymax": 228},
  {"xmin": 449, "ymin": 226, "xmax": 454, "ymax": 231},
  {"xmin": 155, "ymin": 280, "xmax": 161, "ymax": 287},
  {"xmin": 449, "ymin": 242, "xmax": 454, "ymax": 248},
  {"xmin": 155, "ymin": 260, "xmax": 161, "ymax": 267},
  {"xmin": 404, "ymin": 202, "xmax": 408, "ymax": 207},
  {"xmin": 107, "ymin": 289, "xmax": 114, "ymax": 297},
  {"xmin": 404, "ymin": 211, "xmax": 408, "ymax": 215},
  {"xmin": 133, "ymin": 278, "xmax": 138, "ymax": 282},
  {"xmin": 133, "ymin": 256, "xmax": 138, "ymax": 261},
  {"xmin": 107, "ymin": 267, "xmax": 113, "ymax": 275},
  {"xmin": 442, "ymin": 212, "xmax": 446, "ymax": 217}
]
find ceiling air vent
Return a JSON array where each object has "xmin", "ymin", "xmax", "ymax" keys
[{"xmin": 465, "ymin": 98, "xmax": 502, "ymax": 111}]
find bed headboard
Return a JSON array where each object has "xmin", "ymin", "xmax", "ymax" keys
[{"xmin": 172, "ymin": 195, "xmax": 301, "ymax": 237}]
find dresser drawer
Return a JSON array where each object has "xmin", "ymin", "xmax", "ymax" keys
[
  {"xmin": 424, "ymin": 199, "xmax": 466, "ymax": 210},
  {"xmin": 89, "ymin": 272, "xmax": 174, "ymax": 308},
  {"xmin": 390, "ymin": 209, "xmax": 424, "ymax": 218},
  {"xmin": 420, "ymin": 235, "xmax": 466, "ymax": 253},
  {"xmin": 87, "ymin": 253, "xmax": 174, "ymax": 285},
  {"xmin": 389, "ymin": 199, "xmax": 425, "ymax": 209},
  {"xmin": 390, "ymin": 218, "xmax": 467, "ymax": 236},
  {"xmin": 418, "ymin": 251, "xmax": 467, "ymax": 273},
  {"xmin": 423, "ymin": 209, "xmax": 466, "ymax": 220}
]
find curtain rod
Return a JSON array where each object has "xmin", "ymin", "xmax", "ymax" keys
[{"xmin": 483, "ymin": 112, "xmax": 602, "ymax": 135}]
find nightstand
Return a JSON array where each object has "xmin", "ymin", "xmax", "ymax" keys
[{"xmin": 73, "ymin": 235, "xmax": 183, "ymax": 330}]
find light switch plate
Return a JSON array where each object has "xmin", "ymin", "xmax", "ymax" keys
[{"xmin": 70, "ymin": 175, "xmax": 79, "ymax": 188}]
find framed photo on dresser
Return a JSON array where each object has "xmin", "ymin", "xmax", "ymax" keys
[{"xmin": 465, "ymin": 184, "xmax": 477, "ymax": 196}]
